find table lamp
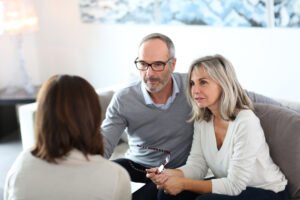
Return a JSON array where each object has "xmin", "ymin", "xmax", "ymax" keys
[{"xmin": 0, "ymin": 0, "xmax": 38, "ymax": 97}]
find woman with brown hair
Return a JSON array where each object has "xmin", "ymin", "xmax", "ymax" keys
[{"xmin": 4, "ymin": 75, "xmax": 131, "ymax": 200}]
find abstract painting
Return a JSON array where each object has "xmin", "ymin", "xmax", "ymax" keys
[{"xmin": 79, "ymin": 0, "xmax": 299, "ymax": 27}]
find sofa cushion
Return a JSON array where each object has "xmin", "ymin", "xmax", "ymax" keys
[
  {"xmin": 97, "ymin": 90, "xmax": 114, "ymax": 122},
  {"xmin": 97, "ymin": 89, "xmax": 128, "ymax": 143},
  {"xmin": 247, "ymin": 91, "xmax": 282, "ymax": 106},
  {"xmin": 277, "ymin": 99, "xmax": 300, "ymax": 113},
  {"xmin": 254, "ymin": 103, "xmax": 300, "ymax": 200}
]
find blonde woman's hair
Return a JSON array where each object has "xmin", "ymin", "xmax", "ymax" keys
[{"xmin": 186, "ymin": 54, "xmax": 253, "ymax": 122}]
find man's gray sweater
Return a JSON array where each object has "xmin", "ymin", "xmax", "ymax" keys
[{"xmin": 101, "ymin": 73, "xmax": 194, "ymax": 168}]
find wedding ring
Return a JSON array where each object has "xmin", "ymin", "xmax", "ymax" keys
[{"xmin": 164, "ymin": 190, "xmax": 168, "ymax": 194}]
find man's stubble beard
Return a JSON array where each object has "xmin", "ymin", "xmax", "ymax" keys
[{"xmin": 143, "ymin": 72, "xmax": 172, "ymax": 93}]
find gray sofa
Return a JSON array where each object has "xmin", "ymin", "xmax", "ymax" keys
[
  {"xmin": 254, "ymin": 103, "xmax": 300, "ymax": 199},
  {"xmin": 18, "ymin": 89, "xmax": 300, "ymax": 199}
]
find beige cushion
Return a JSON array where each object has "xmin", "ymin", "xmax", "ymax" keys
[
  {"xmin": 97, "ymin": 89, "xmax": 128, "ymax": 143},
  {"xmin": 254, "ymin": 103, "xmax": 300, "ymax": 200},
  {"xmin": 97, "ymin": 90, "xmax": 114, "ymax": 122}
]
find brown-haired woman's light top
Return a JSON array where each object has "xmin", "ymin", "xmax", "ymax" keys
[{"xmin": 4, "ymin": 75, "xmax": 131, "ymax": 200}]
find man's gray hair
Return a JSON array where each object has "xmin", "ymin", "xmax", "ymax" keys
[{"xmin": 139, "ymin": 33, "xmax": 175, "ymax": 58}]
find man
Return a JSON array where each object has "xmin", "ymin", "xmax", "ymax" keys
[{"xmin": 101, "ymin": 33, "xmax": 194, "ymax": 200}]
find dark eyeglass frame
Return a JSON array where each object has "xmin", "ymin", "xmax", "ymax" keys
[
  {"xmin": 134, "ymin": 57, "xmax": 173, "ymax": 72},
  {"xmin": 128, "ymin": 145, "xmax": 171, "ymax": 174}
]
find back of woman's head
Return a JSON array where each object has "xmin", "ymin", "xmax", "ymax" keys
[
  {"xmin": 186, "ymin": 54, "xmax": 253, "ymax": 122},
  {"xmin": 32, "ymin": 75, "xmax": 103, "ymax": 163}
]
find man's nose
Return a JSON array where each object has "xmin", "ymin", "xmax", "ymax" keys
[{"xmin": 145, "ymin": 64, "xmax": 155, "ymax": 74}]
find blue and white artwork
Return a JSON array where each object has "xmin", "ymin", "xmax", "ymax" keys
[
  {"xmin": 158, "ymin": 0, "xmax": 267, "ymax": 27},
  {"xmin": 80, "ymin": 0, "xmax": 157, "ymax": 24},
  {"xmin": 81, "ymin": 0, "xmax": 300, "ymax": 27},
  {"xmin": 274, "ymin": 0, "xmax": 300, "ymax": 27}
]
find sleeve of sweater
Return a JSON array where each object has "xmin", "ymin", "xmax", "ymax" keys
[
  {"xmin": 101, "ymin": 92, "xmax": 127, "ymax": 159},
  {"xmin": 4, "ymin": 167, "xmax": 11, "ymax": 200},
  {"xmin": 212, "ymin": 111, "xmax": 265, "ymax": 195},
  {"xmin": 3, "ymin": 151, "xmax": 26, "ymax": 200},
  {"xmin": 114, "ymin": 167, "xmax": 132, "ymax": 200},
  {"xmin": 179, "ymin": 121, "xmax": 209, "ymax": 180}
]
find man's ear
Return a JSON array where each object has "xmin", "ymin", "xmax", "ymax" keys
[{"xmin": 171, "ymin": 58, "xmax": 177, "ymax": 72}]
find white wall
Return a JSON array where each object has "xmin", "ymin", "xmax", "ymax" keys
[{"xmin": 0, "ymin": 0, "xmax": 299, "ymax": 101}]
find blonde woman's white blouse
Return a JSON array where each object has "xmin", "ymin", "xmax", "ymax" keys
[{"xmin": 179, "ymin": 109, "xmax": 287, "ymax": 196}]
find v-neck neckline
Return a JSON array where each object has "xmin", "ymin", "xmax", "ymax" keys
[{"xmin": 210, "ymin": 119, "xmax": 232, "ymax": 154}]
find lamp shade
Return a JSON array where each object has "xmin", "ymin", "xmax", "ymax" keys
[{"xmin": 0, "ymin": 0, "xmax": 38, "ymax": 35}]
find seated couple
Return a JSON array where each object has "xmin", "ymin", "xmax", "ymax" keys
[
  {"xmin": 102, "ymin": 33, "xmax": 288, "ymax": 200},
  {"xmin": 4, "ymin": 32, "xmax": 288, "ymax": 200}
]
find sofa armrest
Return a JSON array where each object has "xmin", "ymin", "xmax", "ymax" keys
[{"xmin": 17, "ymin": 102, "xmax": 37, "ymax": 150}]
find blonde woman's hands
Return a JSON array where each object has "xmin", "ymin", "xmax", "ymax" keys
[
  {"xmin": 159, "ymin": 176, "xmax": 185, "ymax": 195},
  {"xmin": 146, "ymin": 168, "xmax": 185, "ymax": 195},
  {"xmin": 146, "ymin": 168, "xmax": 169, "ymax": 186}
]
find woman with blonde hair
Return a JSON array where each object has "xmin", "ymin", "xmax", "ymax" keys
[
  {"xmin": 147, "ymin": 55, "xmax": 288, "ymax": 200},
  {"xmin": 4, "ymin": 75, "xmax": 131, "ymax": 200}
]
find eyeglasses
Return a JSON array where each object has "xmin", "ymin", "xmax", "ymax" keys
[
  {"xmin": 134, "ymin": 58, "xmax": 173, "ymax": 72},
  {"xmin": 129, "ymin": 145, "xmax": 171, "ymax": 174}
]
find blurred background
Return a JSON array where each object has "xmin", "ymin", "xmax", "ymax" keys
[
  {"xmin": 0, "ymin": 0, "xmax": 300, "ymax": 198},
  {"xmin": 0, "ymin": 0, "xmax": 299, "ymax": 100}
]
